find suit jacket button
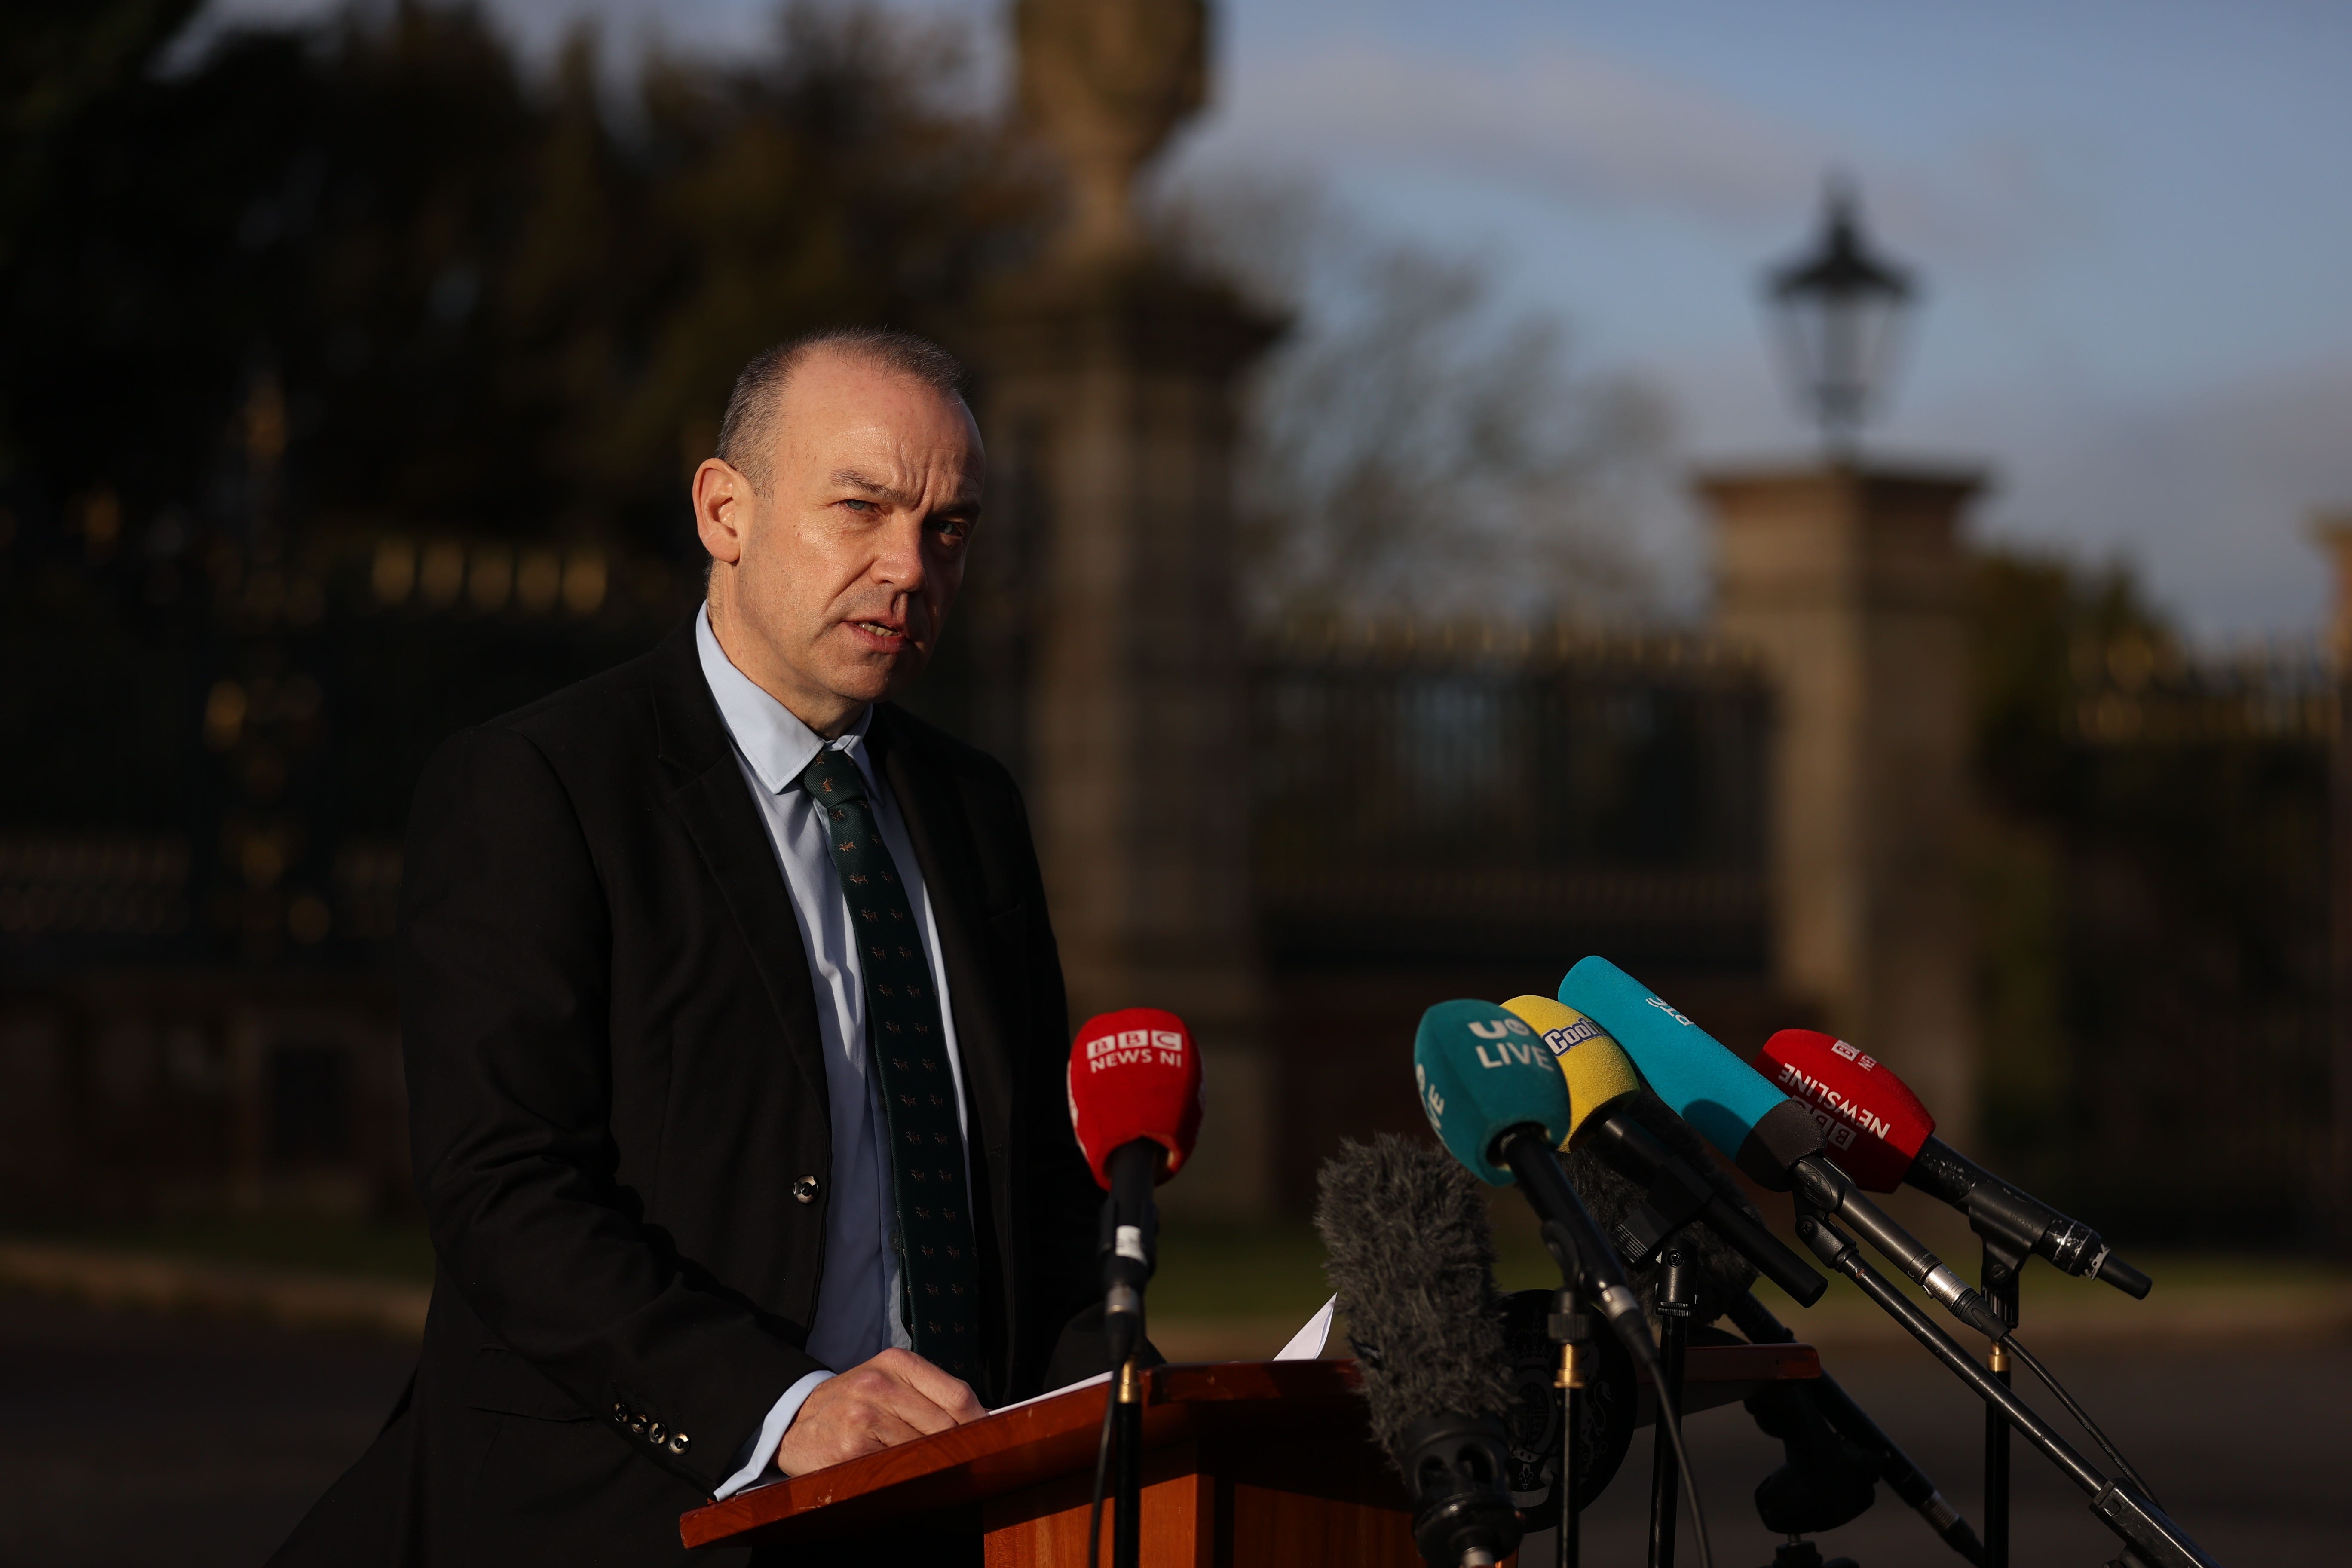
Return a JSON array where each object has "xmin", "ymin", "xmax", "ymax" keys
[
  {"xmin": 792, "ymin": 1175, "xmax": 821, "ymax": 1204},
  {"xmin": 668, "ymin": 1433, "xmax": 691, "ymax": 1455},
  {"xmin": 649, "ymin": 1423, "xmax": 666, "ymax": 1445}
]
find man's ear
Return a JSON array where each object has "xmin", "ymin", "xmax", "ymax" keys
[{"xmin": 693, "ymin": 459, "xmax": 753, "ymax": 566}]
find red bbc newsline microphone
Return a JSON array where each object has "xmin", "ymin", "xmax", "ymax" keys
[
  {"xmin": 1067, "ymin": 1008, "xmax": 1203, "ymax": 1365},
  {"xmin": 1757, "ymin": 1029, "xmax": 2150, "ymax": 1297}
]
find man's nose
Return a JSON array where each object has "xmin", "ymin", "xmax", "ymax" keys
[{"xmin": 872, "ymin": 514, "xmax": 928, "ymax": 589}]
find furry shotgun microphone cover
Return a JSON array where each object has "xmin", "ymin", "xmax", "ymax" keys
[{"xmin": 1314, "ymin": 1133, "xmax": 1512, "ymax": 1457}]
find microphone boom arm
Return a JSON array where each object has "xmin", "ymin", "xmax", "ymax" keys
[
  {"xmin": 1789, "ymin": 1154, "xmax": 2010, "ymax": 1341},
  {"xmin": 1725, "ymin": 1291, "xmax": 1985, "ymax": 1565},
  {"xmin": 1500, "ymin": 1129, "xmax": 1650, "ymax": 1354},
  {"xmin": 1792, "ymin": 1208, "xmax": 2220, "ymax": 1568}
]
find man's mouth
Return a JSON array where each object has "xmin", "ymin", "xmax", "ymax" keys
[{"xmin": 849, "ymin": 619, "xmax": 909, "ymax": 646}]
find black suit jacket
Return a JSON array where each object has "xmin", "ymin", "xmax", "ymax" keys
[{"xmin": 273, "ymin": 619, "xmax": 1103, "ymax": 1566}]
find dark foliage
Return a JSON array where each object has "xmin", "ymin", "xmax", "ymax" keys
[
  {"xmin": 1, "ymin": 0, "xmax": 1039, "ymax": 550},
  {"xmin": 0, "ymin": 0, "xmax": 1041, "ymax": 978},
  {"xmin": 0, "ymin": 1, "xmax": 1040, "ymax": 848},
  {"xmin": 1969, "ymin": 549, "xmax": 2332, "ymax": 1244}
]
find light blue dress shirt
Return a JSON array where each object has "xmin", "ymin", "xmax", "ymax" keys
[{"xmin": 694, "ymin": 605, "xmax": 973, "ymax": 1498}]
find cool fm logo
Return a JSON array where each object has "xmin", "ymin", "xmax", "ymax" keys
[
  {"xmin": 1082, "ymin": 1027, "xmax": 1186, "ymax": 1072},
  {"xmin": 1540, "ymin": 1015, "xmax": 1605, "ymax": 1059}
]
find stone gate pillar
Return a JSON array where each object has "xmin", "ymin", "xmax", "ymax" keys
[
  {"xmin": 1697, "ymin": 462, "xmax": 1986, "ymax": 1144},
  {"xmin": 968, "ymin": 0, "xmax": 1279, "ymax": 1214}
]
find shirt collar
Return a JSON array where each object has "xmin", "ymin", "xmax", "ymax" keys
[{"xmin": 695, "ymin": 602, "xmax": 874, "ymax": 796}]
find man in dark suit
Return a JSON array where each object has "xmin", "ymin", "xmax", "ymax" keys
[{"xmin": 274, "ymin": 328, "xmax": 1106, "ymax": 1565}]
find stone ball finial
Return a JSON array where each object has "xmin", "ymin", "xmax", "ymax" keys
[{"xmin": 1014, "ymin": 0, "xmax": 1207, "ymax": 260}]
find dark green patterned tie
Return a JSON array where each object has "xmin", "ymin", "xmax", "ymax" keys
[{"xmin": 800, "ymin": 745, "xmax": 980, "ymax": 1382}]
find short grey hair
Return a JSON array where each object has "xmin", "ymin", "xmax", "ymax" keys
[{"xmin": 714, "ymin": 326, "xmax": 968, "ymax": 493}]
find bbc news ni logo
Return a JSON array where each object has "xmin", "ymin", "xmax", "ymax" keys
[{"xmin": 1085, "ymin": 1029, "xmax": 1185, "ymax": 1070}]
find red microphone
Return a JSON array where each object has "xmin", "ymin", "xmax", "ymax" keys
[
  {"xmin": 1067, "ymin": 1007, "xmax": 1203, "ymax": 1189},
  {"xmin": 1067, "ymin": 1008, "xmax": 1202, "ymax": 1366},
  {"xmin": 1754, "ymin": 1029, "xmax": 1934, "ymax": 1192},
  {"xmin": 1758, "ymin": 1029, "xmax": 2149, "ymax": 1296}
]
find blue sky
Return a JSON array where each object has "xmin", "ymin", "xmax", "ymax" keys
[{"xmin": 204, "ymin": 0, "xmax": 2352, "ymax": 639}]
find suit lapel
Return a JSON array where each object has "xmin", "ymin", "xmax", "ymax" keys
[{"xmin": 649, "ymin": 622, "xmax": 830, "ymax": 1111}]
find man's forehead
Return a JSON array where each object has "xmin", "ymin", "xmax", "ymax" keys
[
  {"xmin": 775, "ymin": 349, "xmax": 970, "ymax": 426},
  {"xmin": 772, "ymin": 359, "xmax": 979, "ymax": 471}
]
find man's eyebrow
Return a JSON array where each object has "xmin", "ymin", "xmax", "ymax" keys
[
  {"xmin": 828, "ymin": 469, "xmax": 917, "ymax": 506},
  {"xmin": 830, "ymin": 468, "xmax": 981, "ymax": 515}
]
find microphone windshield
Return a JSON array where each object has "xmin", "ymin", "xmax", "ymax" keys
[
  {"xmin": 1067, "ymin": 1008, "xmax": 1202, "ymax": 1190},
  {"xmin": 1413, "ymin": 999, "xmax": 1571, "ymax": 1185},
  {"xmin": 1756, "ymin": 1029, "xmax": 1935, "ymax": 1193},
  {"xmin": 1558, "ymin": 956, "xmax": 1824, "ymax": 1187},
  {"xmin": 1315, "ymin": 1134, "xmax": 1512, "ymax": 1455},
  {"xmin": 1501, "ymin": 995, "xmax": 1642, "ymax": 1146}
]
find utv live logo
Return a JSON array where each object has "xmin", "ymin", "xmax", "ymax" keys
[
  {"xmin": 1084, "ymin": 1029, "xmax": 1185, "ymax": 1071},
  {"xmin": 1467, "ymin": 1017, "xmax": 1542, "ymax": 1069}
]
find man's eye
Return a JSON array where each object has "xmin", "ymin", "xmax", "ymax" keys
[
  {"xmin": 842, "ymin": 499, "xmax": 876, "ymax": 513},
  {"xmin": 932, "ymin": 518, "xmax": 973, "ymax": 542}
]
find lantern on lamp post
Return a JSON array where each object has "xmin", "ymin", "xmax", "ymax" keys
[{"xmin": 1763, "ymin": 176, "xmax": 1917, "ymax": 456}]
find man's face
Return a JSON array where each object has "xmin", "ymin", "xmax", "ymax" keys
[{"xmin": 695, "ymin": 350, "xmax": 983, "ymax": 730}]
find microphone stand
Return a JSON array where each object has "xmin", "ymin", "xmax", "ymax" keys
[
  {"xmin": 1980, "ymin": 1238, "xmax": 2023, "ymax": 1568},
  {"xmin": 1113, "ymin": 1356, "xmax": 1143, "ymax": 1568},
  {"xmin": 1793, "ymin": 1206, "xmax": 2220, "ymax": 1568},
  {"xmin": 1097, "ymin": 1139, "xmax": 1161, "ymax": 1568},
  {"xmin": 1548, "ymin": 1288, "xmax": 1590, "ymax": 1568},
  {"xmin": 1646, "ymin": 1243, "xmax": 1693, "ymax": 1568}
]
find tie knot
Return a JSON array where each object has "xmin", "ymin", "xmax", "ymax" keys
[{"xmin": 800, "ymin": 745, "xmax": 868, "ymax": 806}]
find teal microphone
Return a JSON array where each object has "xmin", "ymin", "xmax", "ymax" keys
[
  {"xmin": 1412, "ymin": 1000, "xmax": 1655, "ymax": 1363},
  {"xmin": 1412, "ymin": 999, "xmax": 1569, "ymax": 1182},
  {"xmin": 1557, "ymin": 956, "xmax": 1825, "ymax": 1189}
]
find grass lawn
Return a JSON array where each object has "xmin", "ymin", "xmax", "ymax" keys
[
  {"xmin": 7, "ymin": 1202, "xmax": 2340, "ymax": 1334},
  {"xmin": 1153, "ymin": 1196, "xmax": 1568, "ymax": 1323},
  {"xmin": 1, "ymin": 1214, "xmax": 438, "ymax": 1282}
]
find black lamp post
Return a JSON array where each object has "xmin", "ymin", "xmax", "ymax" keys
[{"xmin": 1763, "ymin": 176, "xmax": 1917, "ymax": 456}]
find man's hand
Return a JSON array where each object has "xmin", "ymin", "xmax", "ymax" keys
[{"xmin": 773, "ymin": 1348, "xmax": 986, "ymax": 1477}]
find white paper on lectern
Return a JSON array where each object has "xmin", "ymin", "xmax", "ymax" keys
[
  {"xmin": 1273, "ymin": 1295, "xmax": 1335, "ymax": 1360},
  {"xmin": 989, "ymin": 1368, "xmax": 1111, "ymax": 1416},
  {"xmin": 986, "ymin": 1295, "xmax": 1336, "ymax": 1415}
]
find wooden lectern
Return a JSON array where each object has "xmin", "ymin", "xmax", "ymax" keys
[{"xmin": 681, "ymin": 1347, "xmax": 1818, "ymax": 1566}]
